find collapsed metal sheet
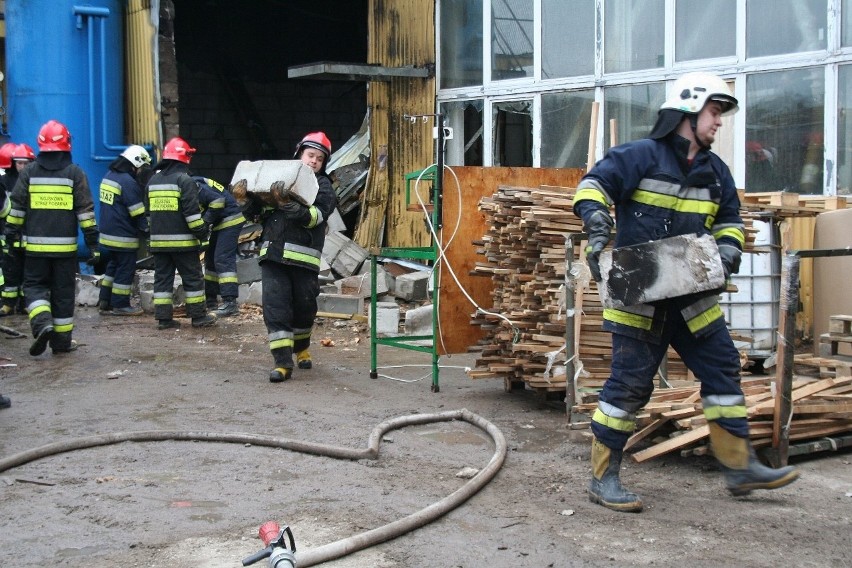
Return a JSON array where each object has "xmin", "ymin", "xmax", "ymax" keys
[{"xmin": 598, "ymin": 233, "xmax": 725, "ymax": 308}]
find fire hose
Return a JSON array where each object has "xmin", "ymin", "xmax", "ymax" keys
[{"xmin": 0, "ymin": 408, "xmax": 506, "ymax": 567}]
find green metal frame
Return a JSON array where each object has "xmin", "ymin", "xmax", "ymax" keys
[{"xmin": 369, "ymin": 166, "xmax": 442, "ymax": 392}]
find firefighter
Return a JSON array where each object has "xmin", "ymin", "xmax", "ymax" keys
[
  {"xmin": 0, "ymin": 142, "xmax": 21, "ymax": 316},
  {"xmin": 5, "ymin": 120, "xmax": 99, "ymax": 355},
  {"xmin": 0, "ymin": 144, "xmax": 35, "ymax": 317},
  {"xmin": 97, "ymin": 145, "xmax": 152, "ymax": 316},
  {"xmin": 572, "ymin": 72, "xmax": 798, "ymax": 512},
  {"xmin": 194, "ymin": 176, "xmax": 245, "ymax": 317},
  {"xmin": 145, "ymin": 137, "xmax": 216, "ymax": 330},
  {"xmin": 244, "ymin": 132, "xmax": 338, "ymax": 382}
]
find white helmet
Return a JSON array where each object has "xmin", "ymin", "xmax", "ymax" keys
[
  {"xmin": 661, "ymin": 72, "xmax": 738, "ymax": 116},
  {"xmin": 120, "ymin": 145, "xmax": 152, "ymax": 168}
]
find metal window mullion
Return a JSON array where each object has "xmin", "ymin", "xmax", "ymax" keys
[
  {"xmin": 595, "ymin": 0, "xmax": 604, "ymax": 80},
  {"xmin": 484, "ymin": 98, "xmax": 494, "ymax": 167},
  {"xmin": 825, "ymin": 64, "xmax": 839, "ymax": 196},
  {"xmin": 484, "ymin": 0, "xmax": 493, "ymax": 86},
  {"xmin": 532, "ymin": 93, "xmax": 541, "ymax": 167},
  {"xmin": 664, "ymin": 0, "xmax": 676, "ymax": 68},
  {"xmin": 736, "ymin": 0, "xmax": 747, "ymax": 62},
  {"xmin": 534, "ymin": 0, "xmax": 542, "ymax": 83},
  {"xmin": 732, "ymin": 74, "xmax": 747, "ymax": 189}
]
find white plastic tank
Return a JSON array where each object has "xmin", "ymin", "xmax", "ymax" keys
[{"xmin": 719, "ymin": 219, "xmax": 780, "ymax": 361}]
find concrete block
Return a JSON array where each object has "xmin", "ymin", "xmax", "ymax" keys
[
  {"xmin": 75, "ymin": 276, "xmax": 101, "ymax": 307},
  {"xmin": 370, "ymin": 301, "xmax": 400, "ymax": 336},
  {"xmin": 317, "ymin": 293, "xmax": 363, "ymax": 315},
  {"xmin": 237, "ymin": 281, "xmax": 264, "ymax": 306},
  {"xmin": 395, "ymin": 271, "xmax": 431, "ymax": 301},
  {"xmin": 139, "ymin": 290, "xmax": 154, "ymax": 313},
  {"xmin": 323, "ymin": 231, "xmax": 368, "ymax": 277},
  {"xmin": 599, "ymin": 233, "xmax": 724, "ymax": 308},
  {"xmin": 136, "ymin": 270, "xmax": 156, "ymax": 292},
  {"xmin": 237, "ymin": 256, "xmax": 262, "ymax": 284},
  {"xmin": 357, "ymin": 263, "xmax": 392, "ymax": 294},
  {"xmin": 404, "ymin": 303, "xmax": 433, "ymax": 336}
]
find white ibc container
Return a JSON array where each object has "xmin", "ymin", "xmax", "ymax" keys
[{"xmin": 719, "ymin": 219, "xmax": 780, "ymax": 360}]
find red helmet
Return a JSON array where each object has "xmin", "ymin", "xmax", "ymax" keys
[
  {"xmin": 0, "ymin": 143, "xmax": 17, "ymax": 169},
  {"xmin": 163, "ymin": 137, "xmax": 196, "ymax": 163},
  {"xmin": 37, "ymin": 119, "xmax": 72, "ymax": 151},
  {"xmin": 293, "ymin": 132, "xmax": 332, "ymax": 159},
  {"xmin": 12, "ymin": 143, "xmax": 36, "ymax": 162}
]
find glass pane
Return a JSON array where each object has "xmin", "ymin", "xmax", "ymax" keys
[
  {"xmin": 440, "ymin": 0, "xmax": 483, "ymax": 88},
  {"xmin": 747, "ymin": 0, "xmax": 827, "ymax": 58},
  {"xmin": 441, "ymin": 100, "xmax": 484, "ymax": 166},
  {"xmin": 492, "ymin": 100, "xmax": 532, "ymax": 166},
  {"xmin": 603, "ymin": 83, "xmax": 665, "ymax": 149},
  {"xmin": 492, "ymin": 0, "xmax": 534, "ymax": 81},
  {"xmin": 541, "ymin": 90, "xmax": 595, "ymax": 168},
  {"xmin": 745, "ymin": 68, "xmax": 824, "ymax": 194},
  {"xmin": 845, "ymin": 0, "xmax": 852, "ymax": 47},
  {"xmin": 604, "ymin": 0, "xmax": 664, "ymax": 73},
  {"xmin": 675, "ymin": 0, "xmax": 736, "ymax": 61},
  {"xmin": 542, "ymin": 0, "xmax": 594, "ymax": 78},
  {"xmin": 836, "ymin": 66, "xmax": 852, "ymax": 195}
]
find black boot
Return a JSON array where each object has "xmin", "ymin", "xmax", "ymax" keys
[
  {"xmin": 0, "ymin": 394, "xmax": 10, "ymax": 409},
  {"xmin": 29, "ymin": 326, "xmax": 54, "ymax": 356},
  {"xmin": 269, "ymin": 367, "xmax": 293, "ymax": 383},
  {"xmin": 191, "ymin": 313, "xmax": 218, "ymax": 327},
  {"xmin": 709, "ymin": 422, "xmax": 799, "ymax": 496},
  {"xmin": 588, "ymin": 437, "xmax": 643, "ymax": 512},
  {"xmin": 215, "ymin": 299, "xmax": 239, "ymax": 317}
]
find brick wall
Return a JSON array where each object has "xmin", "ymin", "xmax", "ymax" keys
[{"xmin": 177, "ymin": 68, "xmax": 366, "ymax": 185}]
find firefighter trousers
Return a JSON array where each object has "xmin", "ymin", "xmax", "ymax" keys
[
  {"xmin": 2, "ymin": 247, "xmax": 24, "ymax": 309},
  {"xmin": 23, "ymin": 255, "xmax": 77, "ymax": 350},
  {"xmin": 153, "ymin": 251, "xmax": 207, "ymax": 321},
  {"xmin": 261, "ymin": 261, "xmax": 319, "ymax": 368},
  {"xmin": 98, "ymin": 249, "xmax": 138, "ymax": 309},
  {"xmin": 204, "ymin": 225, "xmax": 241, "ymax": 304},
  {"xmin": 592, "ymin": 311, "xmax": 748, "ymax": 450}
]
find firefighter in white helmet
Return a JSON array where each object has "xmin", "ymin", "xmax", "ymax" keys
[
  {"xmin": 96, "ymin": 144, "xmax": 153, "ymax": 316},
  {"xmin": 572, "ymin": 72, "xmax": 798, "ymax": 512}
]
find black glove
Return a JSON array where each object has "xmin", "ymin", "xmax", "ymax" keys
[
  {"xmin": 86, "ymin": 249, "xmax": 101, "ymax": 266},
  {"xmin": 718, "ymin": 243, "xmax": 741, "ymax": 281},
  {"xmin": 584, "ymin": 210, "xmax": 614, "ymax": 282}
]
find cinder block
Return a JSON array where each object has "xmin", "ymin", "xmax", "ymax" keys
[
  {"xmin": 404, "ymin": 303, "xmax": 433, "ymax": 336},
  {"xmin": 339, "ymin": 273, "xmax": 386, "ymax": 297},
  {"xmin": 323, "ymin": 231, "xmax": 368, "ymax": 277},
  {"xmin": 237, "ymin": 256, "xmax": 263, "ymax": 284},
  {"xmin": 357, "ymin": 264, "xmax": 392, "ymax": 295},
  {"xmin": 75, "ymin": 276, "xmax": 101, "ymax": 307},
  {"xmin": 237, "ymin": 281, "xmax": 263, "ymax": 306},
  {"xmin": 317, "ymin": 293, "xmax": 363, "ymax": 315},
  {"xmin": 139, "ymin": 290, "xmax": 154, "ymax": 313},
  {"xmin": 395, "ymin": 271, "xmax": 431, "ymax": 301},
  {"xmin": 370, "ymin": 301, "xmax": 400, "ymax": 336}
]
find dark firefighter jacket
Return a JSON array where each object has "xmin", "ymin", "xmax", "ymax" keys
[
  {"xmin": 572, "ymin": 134, "xmax": 745, "ymax": 343},
  {"xmin": 5, "ymin": 152, "xmax": 98, "ymax": 257},
  {"xmin": 146, "ymin": 161, "xmax": 207, "ymax": 253},
  {"xmin": 246, "ymin": 173, "xmax": 337, "ymax": 273},
  {"xmin": 98, "ymin": 162, "xmax": 148, "ymax": 251},
  {"xmin": 193, "ymin": 176, "xmax": 246, "ymax": 232}
]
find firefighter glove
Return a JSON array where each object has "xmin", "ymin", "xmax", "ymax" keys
[
  {"xmin": 584, "ymin": 209, "xmax": 614, "ymax": 282},
  {"xmin": 86, "ymin": 249, "xmax": 101, "ymax": 266},
  {"xmin": 718, "ymin": 243, "xmax": 741, "ymax": 281}
]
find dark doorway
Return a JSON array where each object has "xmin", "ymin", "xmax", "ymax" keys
[{"xmin": 170, "ymin": 0, "xmax": 369, "ymax": 184}]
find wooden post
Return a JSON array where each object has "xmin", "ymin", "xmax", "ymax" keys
[
  {"xmin": 586, "ymin": 102, "xmax": 600, "ymax": 173},
  {"xmin": 609, "ymin": 118, "xmax": 618, "ymax": 148},
  {"xmin": 770, "ymin": 252, "xmax": 799, "ymax": 467}
]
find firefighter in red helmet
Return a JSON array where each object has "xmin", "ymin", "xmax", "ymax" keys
[
  {"xmin": 5, "ymin": 120, "xmax": 99, "ymax": 355},
  {"xmin": 144, "ymin": 136, "xmax": 216, "ymax": 330},
  {"xmin": 0, "ymin": 144, "xmax": 35, "ymax": 316},
  {"xmin": 243, "ymin": 131, "xmax": 338, "ymax": 382},
  {"xmin": 0, "ymin": 142, "xmax": 18, "ymax": 317}
]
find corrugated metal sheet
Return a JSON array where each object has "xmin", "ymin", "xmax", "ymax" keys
[
  {"xmin": 356, "ymin": 0, "xmax": 436, "ymax": 249},
  {"xmin": 125, "ymin": 0, "xmax": 160, "ymax": 149}
]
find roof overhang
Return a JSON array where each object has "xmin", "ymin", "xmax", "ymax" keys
[{"xmin": 288, "ymin": 61, "xmax": 433, "ymax": 82}]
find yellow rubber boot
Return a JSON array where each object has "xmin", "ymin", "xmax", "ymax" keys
[
  {"xmin": 588, "ymin": 437, "xmax": 643, "ymax": 512},
  {"xmin": 296, "ymin": 349, "xmax": 312, "ymax": 369},
  {"xmin": 709, "ymin": 422, "xmax": 800, "ymax": 496}
]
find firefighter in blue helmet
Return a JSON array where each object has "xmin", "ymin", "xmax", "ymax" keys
[
  {"xmin": 193, "ymin": 175, "xmax": 245, "ymax": 317},
  {"xmin": 5, "ymin": 120, "xmax": 99, "ymax": 356},
  {"xmin": 572, "ymin": 72, "xmax": 798, "ymax": 512},
  {"xmin": 97, "ymin": 145, "xmax": 152, "ymax": 316}
]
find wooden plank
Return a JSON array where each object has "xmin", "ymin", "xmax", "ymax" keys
[{"xmin": 631, "ymin": 425, "xmax": 710, "ymax": 463}]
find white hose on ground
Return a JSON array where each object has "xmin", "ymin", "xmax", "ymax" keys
[{"xmin": 0, "ymin": 408, "xmax": 506, "ymax": 567}]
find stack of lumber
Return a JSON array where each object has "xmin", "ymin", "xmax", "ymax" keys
[
  {"xmin": 739, "ymin": 190, "xmax": 851, "ymax": 218},
  {"xmin": 571, "ymin": 371, "xmax": 852, "ymax": 463},
  {"xmin": 467, "ymin": 184, "xmax": 691, "ymax": 397}
]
